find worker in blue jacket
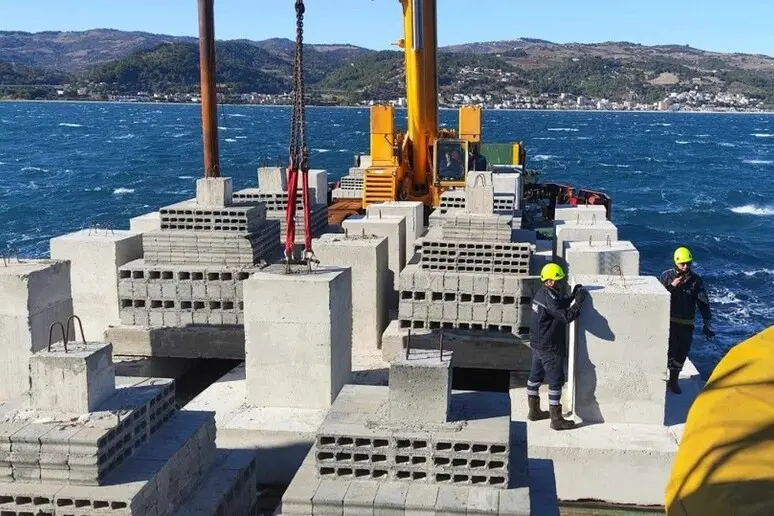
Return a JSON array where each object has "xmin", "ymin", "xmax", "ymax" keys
[
  {"xmin": 527, "ymin": 262, "xmax": 588, "ymax": 430},
  {"xmin": 660, "ymin": 246, "xmax": 715, "ymax": 394}
]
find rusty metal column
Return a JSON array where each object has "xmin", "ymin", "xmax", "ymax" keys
[{"xmin": 198, "ymin": 0, "xmax": 220, "ymax": 177}]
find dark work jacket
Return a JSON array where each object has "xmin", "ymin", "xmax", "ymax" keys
[
  {"xmin": 529, "ymin": 285, "xmax": 582, "ymax": 353},
  {"xmin": 660, "ymin": 269, "xmax": 712, "ymax": 326}
]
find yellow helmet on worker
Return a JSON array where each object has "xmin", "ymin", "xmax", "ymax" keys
[
  {"xmin": 673, "ymin": 246, "xmax": 693, "ymax": 265},
  {"xmin": 540, "ymin": 263, "xmax": 566, "ymax": 282}
]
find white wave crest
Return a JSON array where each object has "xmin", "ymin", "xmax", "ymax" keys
[
  {"xmin": 730, "ymin": 204, "xmax": 774, "ymax": 216},
  {"xmin": 58, "ymin": 123, "xmax": 83, "ymax": 128},
  {"xmin": 751, "ymin": 133, "xmax": 774, "ymax": 138},
  {"xmin": 532, "ymin": 155, "xmax": 555, "ymax": 161},
  {"xmin": 113, "ymin": 188, "xmax": 135, "ymax": 195},
  {"xmin": 743, "ymin": 159, "xmax": 773, "ymax": 165},
  {"xmin": 547, "ymin": 127, "xmax": 579, "ymax": 132},
  {"xmin": 224, "ymin": 138, "xmax": 237, "ymax": 143}
]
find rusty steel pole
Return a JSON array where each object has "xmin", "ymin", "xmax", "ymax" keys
[{"xmin": 198, "ymin": 0, "xmax": 220, "ymax": 177}]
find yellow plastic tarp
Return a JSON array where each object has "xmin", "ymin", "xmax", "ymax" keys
[{"xmin": 666, "ymin": 325, "xmax": 774, "ymax": 515}]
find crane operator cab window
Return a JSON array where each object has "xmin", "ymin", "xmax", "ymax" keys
[{"xmin": 435, "ymin": 140, "xmax": 468, "ymax": 183}]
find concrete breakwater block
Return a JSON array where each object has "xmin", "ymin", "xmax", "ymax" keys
[
  {"xmin": 0, "ymin": 259, "xmax": 74, "ymax": 401},
  {"xmin": 563, "ymin": 239, "xmax": 640, "ymax": 276},
  {"xmin": 105, "ymin": 325, "xmax": 245, "ymax": 359},
  {"xmin": 552, "ymin": 219, "xmax": 618, "ymax": 261}
]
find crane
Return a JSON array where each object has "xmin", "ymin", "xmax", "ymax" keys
[{"xmin": 359, "ymin": 0, "xmax": 527, "ymax": 209}]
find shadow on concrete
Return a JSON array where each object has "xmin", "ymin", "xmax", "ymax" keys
[
  {"xmin": 663, "ymin": 377, "xmax": 701, "ymax": 426},
  {"xmin": 528, "ymin": 458, "xmax": 561, "ymax": 516},
  {"xmin": 573, "ymin": 296, "xmax": 611, "ymax": 424},
  {"xmin": 447, "ymin": 390, "xmax": 510, "ymax": 422}
]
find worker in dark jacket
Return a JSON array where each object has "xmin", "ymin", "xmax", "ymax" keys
[
  {"xmin": 527, "ymin": 262, "xmax": 588, "ymax": 430},
  {"xmin": 660, "ymin": 246, "xmax": 715, "ymax": 394}
]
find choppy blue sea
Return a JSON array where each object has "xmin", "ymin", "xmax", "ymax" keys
[{"xmin": 1, "ymin": 101, "xmax": 772, "ymax": 377}]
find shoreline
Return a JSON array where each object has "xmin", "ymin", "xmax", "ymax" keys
[{"xmin": 2, "ymin": 98, "xmax": 774, "ymax": 115}]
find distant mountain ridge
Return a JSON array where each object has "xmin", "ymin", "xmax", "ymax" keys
[{"xmin": 3, "ymin": 29, "xmax": 774, "ymax": 106}]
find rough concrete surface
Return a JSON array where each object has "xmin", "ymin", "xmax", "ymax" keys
[
  {"xmin": 49, "ymin": 229, "xmax": 143, "ymax": 341},
  {"xmin": 105, "ymin": 324, "xmax": 245, "ymax": 359},
  {"xmin": 552, "ymin": 220, "xmax": 618, "ymax": 262},
  {"xmin": 0, "ymin": 259, "xmax": 73, "ymax": 401},
  {"xmin": 563, "ymin": 240, "xmax": 640, "ymax": 276},
  {"xmin": 313, "ymin": 234, "xmax": 389, "ymax": 354},
  {"xmin": 568, "ymin": 274, "xmax": 670, "ymax": 426},
  {"xmin": 342, "ymin": 214, "xmax": 407, "ymax": 295},
  {"xmin": 388, "ymin": 349, "xmax": 453, "ymax": 424},
  {"xmin": 129, "ymin": 211, "xmax": 161, "ymax": 233},
  {"xmin": 196, "ymin": 177, "xmax": 233, "ymax": 207},
  {"xmin": 365, "ymin": 201, "xmax": 425, "ymax": 262},
  {"xmin": 553, "ymin": 204, "xmax": 608, "ymax": 223}
]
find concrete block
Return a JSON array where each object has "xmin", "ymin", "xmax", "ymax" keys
[
  {"xmin": 30, "ymin": 341, "xmax": 116, "ymax": 413},
  {"xmin": 344, "ymin": 481, "xmax": 379, "ymax": 515},
  {"xmin": 50, "ymin": 229, "xmax": 143, "ymax": 340},
  {"xmin": 244, "ymin": 266, "xmax": 352, "ymax": 409},
  {"xmin": 492, "ymin": 171, "xmax": 522, "ymax": 210},
  {"xmin": 569, "ymin": 274, "xmax": 670, "ymax": 425},
  {"xmin": 466, "ymin": 171, "xmax": 495, "ymax": 214},
  {"xmin": 366, "ymin": 201, "xmax": 425, "ymax": 262},
  {"xmin": 196, "ymin": 177, "xmax": 233, "ymax": 206},
  {"xmin": 308, "ymin": 169, "xmax": 329, "ymax": 205},
  {"xmin": 388, "ymin": 349, "xmax": 453, "ymax": 424},
  {"xmin": 313, "ymin": 234, "xmax": 389, "ymax": 354},
  {"xmin": 553, "ymin": 220, "xmax": 618, "ymax": 261},
  {"xmin": 554, "ymin": 204, "xmax": 607, "ymax": 223},
  {"xmin": 258, "ymin": 166, "xmax": 287, "ymax": 192},
  {"xmin": 0, "ymin": 259, "xmax": 73, "ymax": 401},
  {"xmin": 342, "ymin": 215, "xmax": 406, "ymax": 294},
  {"xmin": 374, "ymin": 482, "xmax": 409, "ymax": 514},
  {"xmin": 129, "ymin": 211, "xmax": 161, "ymax": 233},
  {"xmin": 313, "ymin": 478, "xmax": 350, "ymax": 514},
  {"xmin": 563, "ymin": 240, "xmax": 640, "ymax": 276},
  {"xmin": 104, "ymin": 325, "xmax": 245, "ymax": 359}
]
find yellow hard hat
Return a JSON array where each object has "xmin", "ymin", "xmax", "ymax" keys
[
  {"xmin": 540, "ymin": 263, "xmax": 566, "ymax": 282},
  {"xmin": 674, "ymin": 246, "xmax": 693, "ymax": 265}
]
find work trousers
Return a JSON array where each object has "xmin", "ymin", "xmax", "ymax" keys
[
  {"xmin": 527, "ymin": 348, "xmax": 564, "ymax": 406},
  {"xmin": 668, "ymin": 323, "xmax": 694, "ymax": 373}
]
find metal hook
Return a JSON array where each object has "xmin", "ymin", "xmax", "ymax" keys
[
  {"xmin": 65, "ymin": 315, "xmax": 87, "ymax": 345},
  {"xmin": 48, "ymin": 321, "xmax": 68, "ymax": 352},
  {"xmin": 472, "ymin": 173, "xmax": 487, "ymax": 187}
]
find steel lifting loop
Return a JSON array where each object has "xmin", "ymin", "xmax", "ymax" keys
[
  {"xmin": 48, "ymin": 321, "xmax": 68, "ymax": 353},
  {"xmin": 606, "ymin": 234, "xmax": 612, "ymax": 247},
  {"xmin": 65, "ymin": 315, "xmax": 87, "ymax": 345},
  {"xmin": 472, "ymin": 173, "xmax": 487, "ymax": 187},
  {"xmin": 591, "ymin": 213, "xmax": 597, "ymax": 225},
  {"xmin": 610, "ymin": 265, "xmax": 626, "ymax": 288}
]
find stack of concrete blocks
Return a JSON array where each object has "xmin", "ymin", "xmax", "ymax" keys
[
  {"xmin": 0, "ymin": 332, "xmax": 258, "ymax": 515},
  {"xmin": 49, "ymin": 229, "xmax": 143, "ymax": 342},
  {"xmin": 230, "ymin": 166, "xmax": 329, "ymax": 247},
  {"xmin": 0, "ymin": 259, "xmax": 74, "ymax": 401},
  {"xmin": 332, "ymin": 166, "xmax": 365, "ymax": 200},
  {"xmin": 312, "ymin": 233, "xmax": 389, "ymax": 355},
  {"xmin": 183, "ymin": 265, "xmax": 354, "ymax": 487},
  {"xmin": 341, "ymin": 212, "xmax": 406, "ymax": 304},
  {"xmin": 281, "ymin": 349, "xmax": 533, "ymax": 514},
  {"xmin": 382, "ymin": 175, "xmax": 539, "ymax": 371},
  {"xmin": 365, "ymin": 200, "xmax": 425, "ymax": 264},
  {"xmin": 113, "ymin": 178, "xmax": 280, "ymax": 329}
]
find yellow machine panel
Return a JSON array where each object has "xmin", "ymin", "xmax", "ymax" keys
[
  {"xmin": 458, "ymin": 106, "xmax": 481, "ymax": 143},
  {"xmin": 369, "ymin": 105, "xmax": 397, "ymax": 166},
  {"xmin": 665, "ymin": 325, "xmax": 774, "ymax": 515}
]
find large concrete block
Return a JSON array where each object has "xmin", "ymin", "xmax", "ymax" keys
[
  {"xmin": 312, "ymin": 234, "xmax": 388, "ymax": 354},
  {"xmin": 258, "ymin": 166, "xmax": 287, "ymax": 192},
  {"xmin": 492, "ymin": 171, "xmax": 523, "ymax": 210},
  {"xmin": 244, "ymin": 266, "xmax": 352, "ymax": 409},
  {"xmin": 388, "ymin": 349, "xmax": 453, "ymax": 424},
  {"xmin": 554, "ymin": 204, "xmax": 607, "ymax": 223},
  {"xmin": 129, "ymin": 211, "xmax": 161, "ymax": 233},
  {"xmin": 564, "ymin": 240, "xmax": 640, "ymax": 276},
  {"xmin": 196, "ymin": 177, "xmax": 233, "ymax": 206},
  {"xmin": 568, "ymin": 274, "xmax": 670, "ymax": 425},
  {"xmin": 0, "ymin": 259, "xmax": 73, "ymax": 401},
  {"xmin": 30, "ymin": 341, "xmax": 116, "ymax": 413},
  {"xmin": 50, "ymin": 229, "xmax": 143, "ymax": 340},
  {"xmin": 466, "ymin": 171, "xmax": 494, "ymax": 214},
  {"xmin": 553, "ymin": 220, "xmax": 618, "ymax": 261},
  {"xmin": 366, "ymin": 201, "xmax": 425, "ymax": 261},
  {"xmin": 308, "ymin": 169, "xmax": 328, "ymax": 205},
  {"xmin": 341, "ymin": 215, "xmax": 406, "ymax": 295}
]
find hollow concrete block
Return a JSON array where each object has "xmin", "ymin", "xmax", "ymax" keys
[
  {"xmin": 244, "ymin": 266, "xmax": 352, "ymax": 409},
  {"xmin": 30, "ymin": 341, "xmax": 116, "ymax": 413},
  {"xmin": 568, "ymin": 274, "xmax": 670, "ymax": 425},
  {"xmin": 563, "ymin": 240, "xmax": 640, "ymax": 276},
  {"xmin": 0, "ymin": 259, "xmax": 73, "ymax": 401},
  {"xmin": 50, "ymin": 229, "xmax": 143, "ymax": 341},
  {"xmin": 312, "ymin": 234, "xmax": 388, "ymax": 354}
]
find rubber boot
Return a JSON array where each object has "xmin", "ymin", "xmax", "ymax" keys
[
  {"xmin": 527, "ymin": 396, "xmax": 549, "ymax": 421},
  {"xmin": 667, "ymin": 369, "xmax": 682, "ymax": 394},
  {"xmin": 549, "ymin": 405, "xmax": 576, "ymax": 431}
]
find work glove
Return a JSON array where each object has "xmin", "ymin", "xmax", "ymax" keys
[
  {"xmin": 702, "ymin": 323, "xmax": 715, "ymax": 339},
  {"xmin": 573, "ymin": 285, "xmax": 588, "ymax": 305}
]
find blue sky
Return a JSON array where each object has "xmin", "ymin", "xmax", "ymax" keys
[{"xmin": 1, "ymin": 0, "xmax": 772, "ymax": 56}]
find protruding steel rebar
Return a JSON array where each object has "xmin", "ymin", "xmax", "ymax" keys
[{"xmin": 48, "ymin": 322, "xmax": 68, "ymax": 353}]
